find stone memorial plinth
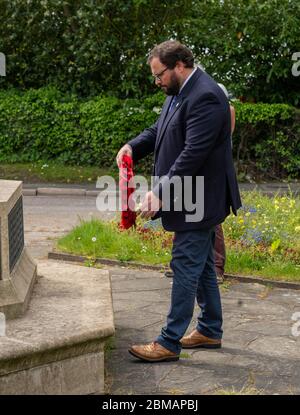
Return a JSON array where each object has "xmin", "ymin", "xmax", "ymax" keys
[{"xmin": 0, "ymin": 180, "xmax": 37, "ymax": 319}]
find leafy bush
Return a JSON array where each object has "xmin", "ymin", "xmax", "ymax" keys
[
  {"xmin": 190, "ymin": 0, "xmax": 300, "ymax": 107},
  {"xmin": 0, "ymin": 0, "xmax": 193, "ymax": 98},
  {"xmin": 0, "ymin": 87, "xmax": 298, "ymax": 179},
  {"xmin": 233, "ymin": 102, "xmax": 300, "ymax": 179},
  {"xmin": 0, "ymin": 0, "xmax": 299, "ymax": 105}
]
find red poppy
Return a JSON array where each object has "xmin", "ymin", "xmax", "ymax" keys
[{"xmin": 119, "ymin": 154, "xmax": 136, "ymax": 229}]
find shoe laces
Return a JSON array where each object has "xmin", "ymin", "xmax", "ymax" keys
[{"xmin": 145, "ymin": 341, "xmax": 159, "ymax": 352}]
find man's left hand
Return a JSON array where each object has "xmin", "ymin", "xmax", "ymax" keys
[{"xmin": 139, "ymin": 191, "xmax": 162, "ymax": 219}]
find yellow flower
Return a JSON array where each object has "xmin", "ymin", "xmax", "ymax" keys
[{"xmin": 295, "ymin": 226, "xmax": 300, "ymax": 232}]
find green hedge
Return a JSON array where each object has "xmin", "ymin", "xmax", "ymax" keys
[
  {"xmin": 0, "ymin": 87, "xmax": 299, "ymax": 179},
  {"xmin": 232, "ymin": 102, "xmax": 300, "ymax": 180}
]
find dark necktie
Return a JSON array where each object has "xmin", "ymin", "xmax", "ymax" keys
[{"xmin": 168, "ymin": 95, "xmax": 178, "ymax": 113}]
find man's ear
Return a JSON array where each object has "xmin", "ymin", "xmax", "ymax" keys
[{"xmin": 176, "ymin": 61, "xmax": 185, "ymax": 73}]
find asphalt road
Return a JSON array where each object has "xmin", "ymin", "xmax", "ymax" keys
[{"xmin": 23, "ymin": 195, "xmax": 114, "ymax": 260}]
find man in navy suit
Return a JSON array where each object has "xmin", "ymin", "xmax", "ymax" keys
[{"xmin": 116, "ymin": 40, "xmax": 241, "ymax": 362}]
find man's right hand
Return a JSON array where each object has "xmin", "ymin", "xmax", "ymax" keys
[{"xmin": 116, "ymin": 144, "xmax": 133, "ymax": 168}]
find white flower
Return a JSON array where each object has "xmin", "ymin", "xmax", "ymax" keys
[
  {"xmin": 135, "ymin": 202, "xmax": 142, "ymax": 212},
  {"xmin": 92, "ymin": 237, "xmax": 97, "ymax": 242},
  {"xmin": 153, "ymin": 106, "xmax": 162, "ymax": 114}
]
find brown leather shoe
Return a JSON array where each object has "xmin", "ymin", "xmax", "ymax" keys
[
  {"xmin": 181, "ymin": 329, "xmax": 222, "ymax": 349},
  {"xmin": 128, "ymin": 341, "xmax": 180, "ymax": 362}
]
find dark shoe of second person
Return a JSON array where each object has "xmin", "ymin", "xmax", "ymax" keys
[{"xmin": 216, "ymin": 273, "xmax": 224, "ymax": 284}]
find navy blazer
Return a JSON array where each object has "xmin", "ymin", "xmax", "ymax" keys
[{"xmin": 128, "ymin": 67, "xmax": 242, "ymax": 231}]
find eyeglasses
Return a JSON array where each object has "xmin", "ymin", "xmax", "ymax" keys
[{"xmin": 152, "ymin": 67, "xmax": 169, "ymax": 81}]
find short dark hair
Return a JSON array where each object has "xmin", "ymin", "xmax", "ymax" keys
[{"xmin": 147, "ymin": 40, "xmax": 194, "ymax": 69}]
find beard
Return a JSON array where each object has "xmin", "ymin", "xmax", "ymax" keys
[{"xmin": 161, "ymin": 72, "xmax": 181, "ymax": 96}]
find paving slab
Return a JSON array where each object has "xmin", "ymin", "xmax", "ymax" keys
[{"xmin": 105, "ymin": 267, "xmax": 300, "ymax": 395}]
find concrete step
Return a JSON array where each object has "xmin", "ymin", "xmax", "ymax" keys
[{"xmin": 0, "ymin": 260, "xmax": 115, "ymax": 395}]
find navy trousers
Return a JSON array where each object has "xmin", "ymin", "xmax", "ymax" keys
[{"xmin": 156, "ymin": 227, "xmax": 223, "ymax": 354}]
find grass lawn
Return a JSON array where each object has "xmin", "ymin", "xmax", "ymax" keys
[
  {"xmin": 57, "ymin": 218, "xmax": 172, "ymax": 265},
  {"xmin": 57, "ymin": 190, "xmax": 300, "ymax": 282},
  {"xmin": 0, "ymin": 162, "xmax": 118, "ymax": 183}
]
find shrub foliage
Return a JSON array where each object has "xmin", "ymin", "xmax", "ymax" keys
[
  {"xmin": 0, "ymin": 87, "xmax": 298, "ymax": 179},
  {"xmin": 0, "ymin": 0, "xmax": 299, "ymax": 105}
]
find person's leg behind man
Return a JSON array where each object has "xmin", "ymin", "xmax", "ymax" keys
[{"xmin": 214, "ymin": 223, "xmax": 226, "ymax": 283}]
